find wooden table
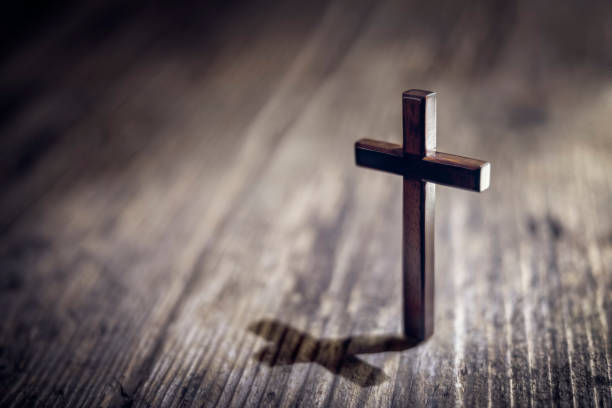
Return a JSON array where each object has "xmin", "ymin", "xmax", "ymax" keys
[{"xmin": 1, "ymin": 0, "xmax": 611, "ymax": 406}]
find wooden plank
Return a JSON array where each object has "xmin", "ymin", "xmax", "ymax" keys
[
  {"xmin": 355, "ymin": 139, "xmax": 490, "ymax": 192},
  {"xmin": 0, "ymin": 0, "xmax": 611, "ymax": 407},
  {"xmin": 0, "ymin": 1, "xmax": 336, "ymax": 406},
  {"xmin": 401, "ymin": 90, "xmax": 436, "ymax": 340}
]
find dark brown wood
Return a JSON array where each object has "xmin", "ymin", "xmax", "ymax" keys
[
  {"xmin": 355, "ymin": 139, "xmax": 490, "ymax": 192},
  {"xmin": 402, "ymin": 90, "xmax": 436, "ymax": 341},
  {"xmin": 355, "ymin": 90, "xmax": 489, "ymax": 341}
]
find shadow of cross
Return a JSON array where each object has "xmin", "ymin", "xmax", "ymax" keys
[
  {"xmin": 248, "ymin": 319, "xmax": 419, "ymax": 387},
  {"xmin": 355, "ymin": 89, "xmax": 490, "ymax": 341}
]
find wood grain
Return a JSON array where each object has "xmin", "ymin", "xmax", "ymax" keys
[{"xmin": 1, "ymin": 0, "xmax": 611, "ymax": 407}]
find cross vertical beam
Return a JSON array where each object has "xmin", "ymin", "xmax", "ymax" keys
[
  {"xmin": 402, "ymin": 90, "xmax": 436, "ymax": 340},
  {"xmin": 354, "ymin": 89, "xmax": 490, "ymax": 342}
]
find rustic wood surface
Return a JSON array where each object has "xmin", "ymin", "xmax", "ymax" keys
[{"xmin": 1, "ymin": 0, "xmax": 611, "ymax": 406}]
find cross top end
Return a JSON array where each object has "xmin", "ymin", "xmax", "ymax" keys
[
  {"xmin": 356, "ymin": 90, "xmax": 490, "ymax": 192},
  {"xmin": 354, "ymin": 89, "xmax": 491, "ymax": 341}
]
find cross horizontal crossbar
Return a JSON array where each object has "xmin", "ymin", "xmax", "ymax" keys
[{"xmin": 355, "ymin": 138, "xmax": 490, "ymax": 192}]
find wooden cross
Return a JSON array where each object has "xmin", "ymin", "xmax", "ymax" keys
[{"xmin": 355, "ymin": 90, "xmax": 490, "ymax": 341}]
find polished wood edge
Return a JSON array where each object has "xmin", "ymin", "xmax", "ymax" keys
[
  {"xmin": 403, "ymin": 89, "xmax": 436, "ymax": 100},
  {"xmin": 355, "ymin": 138, "xmax": 402, "ymax": 156},
  {"xmin": 423, "ymin": 151, "xmax": 487, "ymax": 171},
  {"xmin": 479, "ymin": 162, "xmax": 491, "ymax": 192}
]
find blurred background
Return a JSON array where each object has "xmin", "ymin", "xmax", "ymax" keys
[{"xmin": 1, "ymin": 0, "xmax": 611, "ymax": 406}]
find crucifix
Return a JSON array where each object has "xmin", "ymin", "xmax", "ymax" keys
[{"xmin": 355, "ymin": 90, "xmax": 490, "ymax": 341}]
